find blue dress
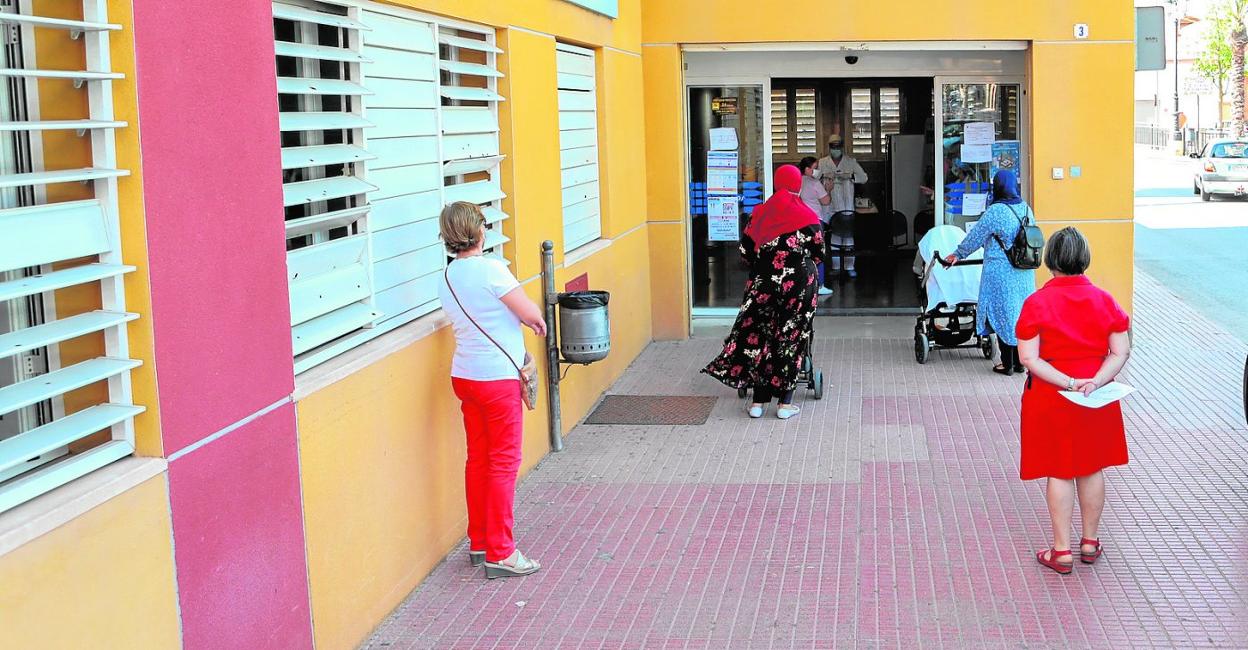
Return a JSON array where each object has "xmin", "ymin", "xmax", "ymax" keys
[{"xmin": 954, "ymin": 203, "xmax": 1036, "ymax": 345}]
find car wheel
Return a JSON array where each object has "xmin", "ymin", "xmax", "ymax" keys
[
  {"xmin": 1201, "ymin": 187, "xmax": 1212, "ymax": 202},
  {"xmin": 1194, "ymin": 179, "xmax": 1201, "ymax": 195}
]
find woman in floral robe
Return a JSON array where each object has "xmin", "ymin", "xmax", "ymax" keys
[{"xmin": 703, "ymin": 165, "xmax": 824, "ymax": 420}]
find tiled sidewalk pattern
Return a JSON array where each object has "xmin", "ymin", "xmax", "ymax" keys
[{"xmin": 364, "ymin": 270, "xmax": 1248, "ymax": 649}]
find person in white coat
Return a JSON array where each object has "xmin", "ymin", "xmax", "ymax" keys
[{"xmin": 819, "ymin": 135, "xmax": 868, "ymax": 278}]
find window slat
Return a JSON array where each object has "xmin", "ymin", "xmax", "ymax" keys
[
  {"xmin": 284, "ymin": 206, "xmax": 370, "ymax": 239},
  {"xmin": 561, "ymin": 163, "xmax": 598, "ymax": 189},
  {"xmin": 282, "ymin": 175, "xmax": 377, "ymax": 207},
  {"xmin": 286, "ymin": 234, "xmax": 368, "ymax": 280},
  {"xmin": 362, "ymin": 11, "xmax": 435, "ymax": 53},
  {"xmin": 443, "ymin": 155, "xmax": 503, "ymax": 177},
  {"xmin": 481, "ymin": 206, "xmax": 509, "ymax": 225},
  {"xmin": 443, "ymin": 133, "xmax": 499, "ymax": 161},
  {"xmin": 562, "ymin": 181, "xmax": 600, "ymax": 208},
  {"xmin": 556, "ymin": 72, "xmax": 594, "ymax": 92},
  {"xmin": 438, "ymin": 33, "xmax": 501, "ymax": 54},
  {"xmin": 438, "ymin": 60, "xmax": 503, "ymax": 78},
  {"xmin": 444, "ymin": 179, "xmax": 505, "ymax": 205},
  {"xmin": 0, "ymin": 69, "xmax": 123, "ymax": 81},
  {"xmin": 0, "ymin": 358, "xmax": 141, "ymax": 417},
  {"xmin": 439, "ymin": 86, "xmax": 504, "ymax": 102},
  {"xmin": 272, "ymin": 3, "xmax": 367, "ymax": 30},
  {"xmin": 292, "ymin": 303, "xmax": 380, "ymax": 356},
  {"xmin": 441, "ymin": 107, "xmax": 497, "ymax": 135},
  {"xmin": 280, "ymin": 144, "xmax": 376, "ymax": 170},
  {"xmin": 0, "ymin": 311, "xmax": 138, "ymax": 361},
  {"xmin": 0, "ymin": 200, "xmax": 110, "ymax": 271},
  {"xmin": 0, "ymin": 405, "xmax": 141, "ymax": 475},
  {"xmin": 289, "ymin": 262, "xmax": 371, "ymax": 326},
  {"xmin": 274, "ymin": 40, "xmax": 370, "ymax": 64},
  {"xmin": 0, "ymin": 13, "xmax": 119, "ymax": 32},
  {"xmin": 560, "ymin": 146, "xmax": 597, "ymax": 169},
  {"xmin": 276, "ymin": 77, "xmax": 372, "ymax": 96},
  {"xmin": 483, "ymin": 229, "xmax": 509, "ymax": 251},
  {"xmin": 0, "ymin": 263, "xmax": 134, "ymax": 303},
  {"xmin": 279, "ymin": 111, "xmax": 374, "ymax": 132},
  {"xmin": 0, "ymin": 167, "xmax": 128, "ymax": 189}
]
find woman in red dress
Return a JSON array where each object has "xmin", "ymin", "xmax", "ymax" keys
[{"xmin": 1016, "ymin": 227, "xmax": 1131, "ymax": 574}]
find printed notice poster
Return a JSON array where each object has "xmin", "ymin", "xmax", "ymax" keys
[
  {"xmin": 706, "ymin": 150, "xmax": 739, "ymax": 195},
  {"xmin": 961, "ymin": 193, "xmax": 989, "ymax": 217},
  {"xmin": 707, "ymin": 196, "xmax": 741, "ymax": 241},
  {"xmin": 960, "ymin": 143, "xmax": 992, "ymax": 164},
  {"xmin": 709, "ymin": 127, "xmax": 739, "ymax": 151},
  {"xmin": 991, "ymin": 140, "xmax": 1022, "ymax": 180},
  {"xmin": 963, "ymin": 122, "xmax": 996, "ymax": 146}
]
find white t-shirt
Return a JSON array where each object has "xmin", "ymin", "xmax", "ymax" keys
[
  {"xmin": 438, "ymin": 256, "xmax": 525, "ymax": 381},
  {"xmin": 799, "ymin": 175, "xmax": 829, "ymax": 222}
]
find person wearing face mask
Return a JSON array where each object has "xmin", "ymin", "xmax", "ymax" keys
[
  {"xmin": 797, "ymin": 156, "xmax": 834, "ymax": 297},
  {"xmin": 819, "ymin": 135, "xmax": 868, "ymax": 278}
]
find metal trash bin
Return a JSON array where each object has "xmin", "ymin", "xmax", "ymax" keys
[{"xmin": 558, "ymin": 290, "xmax": 610, "ymax": 364}]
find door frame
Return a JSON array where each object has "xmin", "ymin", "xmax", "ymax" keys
[
  {"xmin": 933, "ymin": 75, "xmax": 1029, "ymax": 227},
  {"xmin": 685, "ymin": 80, "xmax": 771, "ymax": 319}
]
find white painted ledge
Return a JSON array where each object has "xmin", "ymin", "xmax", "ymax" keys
[{"xmin": 0, "ymin": 457, "xmax": 167, "ymax": 558}]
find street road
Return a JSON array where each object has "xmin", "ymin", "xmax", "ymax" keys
[{"xmin": 1134, "ymin": 146, "xmax": 1248, "ymax": 343}]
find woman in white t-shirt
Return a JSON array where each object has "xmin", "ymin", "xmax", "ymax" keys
[
  {"xmin": 437, "ymin": 202, "xmax": 547, "ymax": 579},
  {"xmin": 798, "ymin": 156, "xmax": 833, "ymax": 296}
]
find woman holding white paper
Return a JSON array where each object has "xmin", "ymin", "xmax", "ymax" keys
[{"xmin": 1015, "ymin": 227, "xmax": 1131, "ymax": 575}]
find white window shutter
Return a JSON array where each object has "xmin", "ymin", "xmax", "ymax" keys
[
  {"xmin": 0, "ymin": 1, "xmax": 142, "ymax": 513},
  {"xmin": 556, "ymin": 43, "xmax": 600, "ymax": 252},
  {"xmin": 274, "ymin": 1, "xmax": 380, "ymax": 373}
]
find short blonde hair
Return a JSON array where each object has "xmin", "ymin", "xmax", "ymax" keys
[{"xmin": 440, "ymin": 201, "xmax": 485, "ymax": 254}]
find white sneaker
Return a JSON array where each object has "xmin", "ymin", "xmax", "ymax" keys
[
  {"xmin": 817, "ymin": 286, "xmax": 834, "ymax": 296},
  {"xmin": 776, "ymin": 404, "xmax": 801, "ymax": 420},
  {"xmin": 748, "ymin": 404, "xmax": 765, "ymax": 418}
]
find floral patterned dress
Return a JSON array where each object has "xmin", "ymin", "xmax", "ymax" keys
[{"xmin": 703, "ymin": 225, "xmax": 824, "ymax": 391}]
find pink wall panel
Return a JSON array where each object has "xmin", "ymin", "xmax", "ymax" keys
[
  {"xmin": 168, "ymin": 403, "xmax": 312, "ymax": 650},
  {"xmin": 130, "ymin": 0, "xmax": 293, "ymax": 454}
]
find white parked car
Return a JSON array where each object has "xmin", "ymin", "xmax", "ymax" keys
[{"xmin": 1192, "ymin": 139, "xmax": 1248, "ymax": 201}]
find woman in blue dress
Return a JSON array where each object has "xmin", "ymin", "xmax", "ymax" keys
[{"xmin": 943, "ymin": 170, "xmax": 1036, "ymax": 375}]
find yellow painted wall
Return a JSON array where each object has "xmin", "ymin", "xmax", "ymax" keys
[
  {"xmin": 296, "ymin": 5, "xmax": 654, "ymax": 649},
  {"xmin": 0, "ymin": 475, "xmax": 181, "ymax": 648},
  {"xmin": 641, "ymin": 44, "xmax": 689, "ymax": 339}
]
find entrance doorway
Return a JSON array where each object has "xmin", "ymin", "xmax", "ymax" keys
[{"xmin": 683, "ymin": 46, "xmax": 1027, "ymax": 318}]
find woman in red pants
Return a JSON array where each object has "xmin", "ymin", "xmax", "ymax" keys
[
  {"xmin": 438, "ymin": 202, "xmax": 547, "ymax": 578},
  {"xmin": 1016, "ymin": 227, "xmax": 1131, "ymax": 574}
]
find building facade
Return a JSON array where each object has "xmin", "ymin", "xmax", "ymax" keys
[{"xmin": 0, "ymin": 1, "xmax": 1133, "ymax": 648}]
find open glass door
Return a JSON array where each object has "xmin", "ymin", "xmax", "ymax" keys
[
  {"xmin": 688, "ymin": 85, "xmax": 767, "ymax": 313},
  {"xmin": 934, "ymin": 78, "xmax": 1024, "ymax": 231}
]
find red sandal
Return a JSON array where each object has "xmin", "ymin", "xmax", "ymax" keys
[
  {"xmin": 1036, "ymin": 548, "xmax": 1073, "ymax": 575},
  {"xmin": 1080, "ymin": 537, "xmax": 1103, "ymax": 564}
]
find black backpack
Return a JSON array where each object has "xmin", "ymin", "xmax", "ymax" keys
[{"xmin": 993, "ymin": 204, "xmax": 1044, "ymax": 270}]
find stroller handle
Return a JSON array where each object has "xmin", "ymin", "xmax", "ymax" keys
[{"xmin": 934, "ymin": 251, "xmax": 984, "ymax": 268}]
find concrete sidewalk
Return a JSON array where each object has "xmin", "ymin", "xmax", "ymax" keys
[{"xmin": 363, "ymin": 270, "xmax": 1248, "ymax": 649}]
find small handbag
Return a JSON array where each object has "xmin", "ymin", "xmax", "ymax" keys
[{"xmin": 444, "ymin": 264, "xmax": 539, "ymax": 410}]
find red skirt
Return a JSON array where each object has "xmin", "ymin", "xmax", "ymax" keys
[{"xmin": 1019, "ymin": 358, "xmax": 1128, "ymax": 480}]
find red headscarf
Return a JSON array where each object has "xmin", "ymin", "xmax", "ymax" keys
[{"xmin": 744, "ymin": 164, "xmax": 819, "ymax": 251}]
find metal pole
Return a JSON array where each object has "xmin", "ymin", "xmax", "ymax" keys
[
  {"xmin": 540, "ymin": 240, "xmax": 564, "ymax": 452},
  {"xmin": 1173, "ymin": 14, "xmax": 1182, "ymax": 142}
]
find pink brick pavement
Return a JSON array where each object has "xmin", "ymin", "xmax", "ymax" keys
[{"xmin": 364, "ymin": 270, "xmax": 1248, "ymax": 649}]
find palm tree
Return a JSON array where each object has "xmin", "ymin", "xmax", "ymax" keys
[{"xmin": 1233, "ymin": 0, "xmax": 1248, "ymax": 135}]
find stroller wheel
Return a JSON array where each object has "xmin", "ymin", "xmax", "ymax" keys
[
  {"xmin": 738, "ymin": 386, "xmax": 748, "ymax": 399},
  {"xmin": 980, "ymin": 334, "xmax": 995, "ymax": 359},
  {"xmin": 915, "ymin": 334, "xmax": 930, "ymax": 364},
  {"xmin": 801, "ymin": 356, "xmax": 812, "ymax": 375},
  {"xmin": 812, "ymin": 370, "xmax": 824, "ymax": 400}
]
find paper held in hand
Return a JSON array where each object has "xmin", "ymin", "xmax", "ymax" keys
[{"xmin": 1059, "ymin": 382, "xmax": 1136, "ymax": 409}]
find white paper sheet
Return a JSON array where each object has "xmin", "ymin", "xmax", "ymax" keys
[
  {"xmin": 963, "ymin": 122, "xmax": 996, "ymax": 145},
  {"xmin": 707, "ymin": 196, "xmax": 740, "ymax": 241},
  {"xmin": 961, "ymin": 143, "xmax": 992, "ymax": 163},
  {"xmin": 1059, "ymin": 382, "xmax": 1136, "ymax": 409},
  {"xmin": 710, "ymin": 127, "xmax": 739, "ymax": 151},
  {"xmin": 961, "ymin": 193, "xmax": 988, "ymax": 216},
  {"xmin": 706, "ymin": 151, "xmax": 739, "ymax": 194}
]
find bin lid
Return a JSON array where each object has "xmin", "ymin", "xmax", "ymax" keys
[{"xmin": 558, "ymin": 290, "xmax": 609, "ymax": 309}]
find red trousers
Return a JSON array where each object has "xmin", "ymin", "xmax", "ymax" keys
[{"xmin": 451, "ymin": 377, "xmax": 523, "ymax": 562}]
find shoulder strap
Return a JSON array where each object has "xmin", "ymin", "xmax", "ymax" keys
[
  {"xmin": 992, "ymin": 203, "xmax": 1028, "ymax": 250},
  {"xmin": 444, "ymin": 261, "xmax": 524, "ymax": 376}
]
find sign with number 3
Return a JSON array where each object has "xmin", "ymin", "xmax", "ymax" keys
[{"xmin": 1074, "ymin": 23, "xmax": 1089, "ymax": 39}]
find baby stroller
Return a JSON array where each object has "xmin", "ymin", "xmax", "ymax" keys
[
  {"xmin": 736, "ymin": 337, "xmax": 824, "ymax": 400},
  {"xmin": 913, "ymin": 225, "xmax": 993, "ymax": 364}
]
